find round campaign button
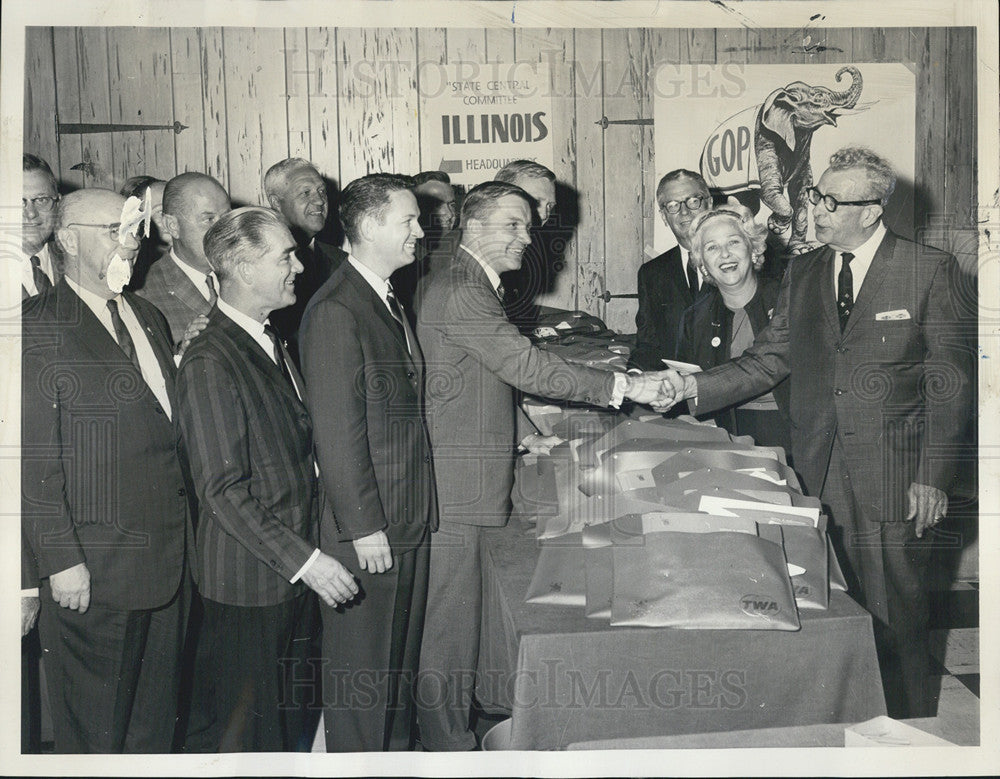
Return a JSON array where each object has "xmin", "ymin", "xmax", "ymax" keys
[{"xmin": 711, "ymin": 336, "xmax": 721, "ymax": 347}]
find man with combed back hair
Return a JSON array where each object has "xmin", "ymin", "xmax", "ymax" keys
[
  {"xmin": 177, "ymin": 206, "xmax": 358, "ymax": 752},
  {"xmin": 301, "ymin": 173, "xmax": 435, "ymax": 752},
  {"xmin": 662, "ymin": 147, "xmax": 974, "ymax": 718},
  {"xmin": 414, "ymin": 180, "xmax": 675, "ymax": 750}
]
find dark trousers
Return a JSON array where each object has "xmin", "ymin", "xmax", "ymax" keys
[
  {"xmin": 821, "ymin": 438, "xmax": 934, "ymax": 718},
  {"xmin": 322, "ymin": 540, "xmax": 430, "ymax": 752},
  {"xmin": 37, "ymin": 580, "xmax": 188, "ymax": 753},
  {"xmin": 185, "ymin": 592, "xmax": 307, "ymax": 752},
  {"xmin": 22, "ymin": 628, "xmax": 41, "ymax": 753},
  {"xmin": 733, "ymin": 407, "xmax": 794, "ymax": 465},
  {"xmin": 415, "ymin": 521, "xmax": 481, "ymax": 751}
]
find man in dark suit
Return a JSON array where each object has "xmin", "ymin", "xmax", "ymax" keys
[
  {"xmin": 413, "ymin": 181, "xmax": 673, "ymax": 750},
  {"xmin": 21, "ymin": 153, "xmax": 61, "ymax": 299},
  {"xmin": 176, "ymin": 207, "xmax": 358, "ymax": 752},
  {"xmin": 664, "ymin": 147, "xmax": 974, "ymax": 718},
  {"xmin": 300, "ymin": 174, "xmax": 435, "ymax": 752},
  {"xmin": 136, "ymin": 172, "xmax": 231, "ymax": 350},
  {"xmin": 264, "ymin": 158, "xmax": 348, "ymax": 358},
  {"xmin": 22, "ymin": 188, "xmax": 192, "ymax": 752},
  {"xmin": 493, "ymin": 160, "xmax": 559, "ymax": 329},
  {"xmin": 630, "ymin": 169, "xmax": 713, "ymax": 370}
]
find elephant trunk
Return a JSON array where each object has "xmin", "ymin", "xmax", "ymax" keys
[{"xmin": 831, "ymin": 66, "xmax": 863, "ymax": 108}]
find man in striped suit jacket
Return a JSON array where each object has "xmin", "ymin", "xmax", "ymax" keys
[{"xmin": 177, "ymin": 207, "xmax": 358, "ymax": 752}]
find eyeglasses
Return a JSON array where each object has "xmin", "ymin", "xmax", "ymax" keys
[
  {"xmin": 23, "ymin": 195, "xmax": 59, "ymax": 213},
  {"xmin": 807, "ymin": 187, "xmax": 881, "ymax": 213},
  {"xmin": 660, "ymin": 196, "xmax": 708, "ymax": 215},
  {"xmin": 65, "ymin": 222, "xmax": 122, "ymax": 241}
]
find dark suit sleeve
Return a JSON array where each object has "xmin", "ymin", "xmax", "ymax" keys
[
  {"xmin": 630, "ymin": 261, "xmax": 659, "ymax": 371},
  {"xmin": 21, "ymin": 329, "xmax": 87, "ymax": 580},
  {"xmin": 441, "ymin": 283, "xmax": 616, "ymax": 406},
  {"xmin": 177, "ymin": 353, "xmax": 314, "ymax": 579},
  {"xmin": 695, "ymin": 260, "xmax": 793, "ymax": 414},
  {"xmin": 300, "ymin": 299, "xmax": 387, "ymax": 542},
  {"xmin": 917, "ymin": 254, "xmax": 974, "ymax": 491}
]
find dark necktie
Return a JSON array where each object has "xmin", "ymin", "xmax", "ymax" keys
[
  {"xmin": 205, "ymin": 273, "xmax": 218, "ymax": 308},
  {"xmin": 385, "ymin": 283, "xmax": 409, "ymax": 347},
  {"xmin": 30, "ymin": 255, "xmax": 52, "ymax": 293},
  {"xmin": 686, "ymin": 261, "xmax": 700, "ymax": 296},
  {"xmin": 837, "ymin": 252, "xmax": 855, "ymax": 332},
  {"xmin": 263, "ymin": 323, "xmax": 295, "ymax": 389},
  {"xmin": 106, "ymin": 299, "xmax": 139, "ymax": 369}
]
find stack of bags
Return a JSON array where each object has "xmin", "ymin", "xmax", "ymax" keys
[
  {"xmin": 513, "ymin": 408, "xmax": 848, "ymax": 631},
  {"xmin": 529, "ymin": 310, "xmax": 633, "ymax": 372}
]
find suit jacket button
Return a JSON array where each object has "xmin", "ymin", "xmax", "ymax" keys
[
  {"xmin": 834, "ymin": 388, "xmax": 843, "ymax": 396},
  {"xmin": 270, "ymin": 559, "xmax": 278, "ymax": 568},
  {"xmin": 177, "ymin": 488, "xmax": 186, "ymax": 497},
  {"xmin": 407, "ymin": 370, "xmax": 415, "ymax": 379},
  {"xmin": 424, "ymin": 456, "xmax": 430, "ymax": 463}
]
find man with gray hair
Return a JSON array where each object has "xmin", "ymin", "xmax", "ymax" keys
[
  {"xmin": 263, "ymin": 158, "xmax": 347, "ymax": 357},
  {"xmin": 177, "ymin": 206, "xmax": 358, "ymax": 751},
  {"xmin": 661, "ymin": 146, "xmax": 973, "ymax": 718}
]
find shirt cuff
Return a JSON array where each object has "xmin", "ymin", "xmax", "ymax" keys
[
  {"xmin": 610, "ymin": 372, "xmax": 628, "ymax": 409},
  {"xmin": 21, "ymin": 588, "xmax": 39, "ymax": 598},
  {"xmin": 289, "ymin": 548, "xmax": 321, "ymax": 583}
]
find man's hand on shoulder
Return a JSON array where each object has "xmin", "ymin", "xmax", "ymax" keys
[
  {"xmin": 352, "ymin": 530, "xmax": 393, "ymax": 574},
  {"xmin": 49, "ymin": 562, "xmax": 91, "ymax": 613}
]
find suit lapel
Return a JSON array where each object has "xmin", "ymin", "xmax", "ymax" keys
[
  {"xmin": 163, "ymin": 257, "xmax": 210, "ymax": 316},
  {"xmin": 343, "ymin": 262, "xmax": 414, "ymax": 365},
  {"xmin": 666, "ymin": 246, "xmax": 694, "ymax": 306},
  {"xmin": 843, "ymin": 231, "xmax": 896, "ymax": 338},
  {"xmin": 813, "ymin": 246, "xmax": 841, "ymax": 337},
  {"xmin": 216, "ymin": 309, "xmax": 307, "ymax": 411},
  {"xmin": 55, "ymin": 282, "xmax": 134, "ymax": 367},
  {"xmin": 125, "ymin": 291, "xmax": 176, "ymax": 399}
]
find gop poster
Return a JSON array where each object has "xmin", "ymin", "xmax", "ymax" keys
[{"xmin": 653, "ymin": 63, "xmax": 916, "ymax": 255}]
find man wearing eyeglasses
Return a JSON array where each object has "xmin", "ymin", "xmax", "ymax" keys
[
  {"xmin": 22, "ymin": 188, "xmax": 193, "ymax": 752},
  {"xmin": 21, "ymin": 154, "xmax": 62, "ymax": 299},
  {"xmin": 661, "ymin": 147, "xmax": 973, "ymax": 719},
  {"xmin": 629, "ymin": 169, "xmax": 713, "ymax": 371}
]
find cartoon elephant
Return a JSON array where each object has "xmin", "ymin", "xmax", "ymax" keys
[{"xmin": 755, "ymin": 66, "xmax": 864, "ymax": 252}]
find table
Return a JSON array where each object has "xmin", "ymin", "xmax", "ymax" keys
[{"xmin": 476, "ymin": 520, "xmax": 887, "ymax": 750}]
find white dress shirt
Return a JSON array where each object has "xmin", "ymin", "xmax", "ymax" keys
[
  {"xmin": 680, "ymin": 246, "xmax": 701, "ymax": 292},
  {"xmin": 20, "ymin": 242, "xmax": 56, "ymax": 296},
  {"xmin": 215, "ymin": 297, "xmax": 319, "ymax": 581},
  {"xmin": 170, "ymin": 249, "xmax": 219, "ymax": 302},
  {"xmin": 66, "ymin": 278, "xmax": 172, "ymax": 419},
  {"xmin": 833, "ymin": 222, "xmax": 886, "ymax": 299},
  {"xmin": 348, "ymin": 255, "xmax": 412, "ymax": 354}
]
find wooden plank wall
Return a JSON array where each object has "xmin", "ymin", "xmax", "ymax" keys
[{"xmin": 23, "ymin": 25, "xmax": 977, "ymax": 332}]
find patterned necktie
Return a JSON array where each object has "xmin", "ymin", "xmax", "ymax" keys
[
  {"xmin": 837, "ymin": 252, "xmax": 855, "ymax": 332},
  {"xmin": 205, "ymin": 273, "xmax": 218, "ymax": 308},
  {"xmin": 263, "ymin": 323, "xmax": 295, "ymax": 388},
  {"xmin": 30, "ymin": 255, "xmax": 52, "ymax": 294},
  {"xmin": 107, "ymin": 299, "xmax": 139, "ymax": 369},
  {"xmin": 385, "ymin": 283, "xmax": 409, "ymax": 346},
  {"xmin": 686, "ymin": 261, "xmax": 700, "ymax": 296},
  {"xmin": 496, "ymin": 282, "xmax": 506, "ymax": 304}
]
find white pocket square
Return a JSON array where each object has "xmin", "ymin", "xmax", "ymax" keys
[{"xmin": 875, "ymin": 309, "xmax": 910, "ymax": 321}]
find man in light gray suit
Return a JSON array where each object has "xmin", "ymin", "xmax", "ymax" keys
[
  {"xmin": 663, "ymin": 147, "xmax": 974, "ymax": 718},
  {"xmin": 413, "ymin": 180, "xmax": 673, "ymax": 750}
]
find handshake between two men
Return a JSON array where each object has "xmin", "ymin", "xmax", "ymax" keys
[{"xmin": 620, "ymin": 368, "xmax": 694, "ymax": 414}]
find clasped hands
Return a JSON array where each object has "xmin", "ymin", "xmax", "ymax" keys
[{"xmin": 623, "ymin": 369, "xmax": 695, "ymax": 412}]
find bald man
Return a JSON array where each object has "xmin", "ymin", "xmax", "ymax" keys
[
  {"xmin": 22, "ymin": 188, "xmax": 193, "ymax": 752},
  {"xmin": 137, "ymin": 172, "xmax": 231, "ymax": 350}
]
